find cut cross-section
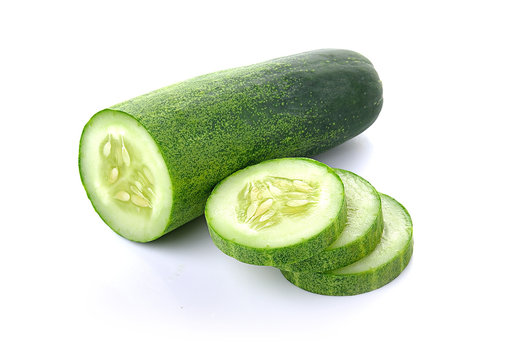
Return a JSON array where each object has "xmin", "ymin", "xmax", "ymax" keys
[
  {"xmin": 205, "ymin": 158, "xmax": 347, "ymax": 266},
  {"xmin": 79, "ymin": 110, "xmax": 172, "ymax": 242}
]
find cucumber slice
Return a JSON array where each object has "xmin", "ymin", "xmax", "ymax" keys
[
  {"xmin": 205, "ymin": 158, "xmax": 347, "ymax": 266},
  {"xmin": 281, "ymin": 193, "xmax": 413, "ymax": 296},
  {"xmin": 79, "ymin": 110, "xmax": 173, "ymax": 242},
  {"xmin": 279, "ymin": 169, "xmax": 383, "ymax": 272}
]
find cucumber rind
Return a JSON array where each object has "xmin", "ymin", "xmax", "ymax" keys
[
  {"xmin": 278, "ymin": 169, "xmax": 383, "ymax": 272},
  {"xmin": 205, "ymin": 158, "xmax": 348, "ymax": 267},
  {"xmin": 281, "ymin": 193, "xmax": 413, "ymax": 296}
]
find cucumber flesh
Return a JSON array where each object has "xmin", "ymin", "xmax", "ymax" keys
[
  {"xmin": 280, "ymin": 169, "xmax": 383, "ymax": 272},
  {"xmin": 281, "ymin": 193, "xmax": 413, "ymax": 295},
  {"xmin": 205, "ymin": 158, "xmax": 347, "ymax": 266},
  {"xmin": 79, "ymin": 110, "xmax": 172, "ymax": 242}
]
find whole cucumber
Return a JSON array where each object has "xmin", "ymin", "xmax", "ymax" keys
[{"xmin": 79, "ymin": 49, "xmax": 383, "ymax": 242}]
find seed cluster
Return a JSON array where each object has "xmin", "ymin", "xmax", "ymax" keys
[
  {"xmin": 101, "ymin": 134, "xmax": 155, "ymax": 210},
  {"xmin": 237, "ymin": 176, "xmax": 319, "ymax": 230}
]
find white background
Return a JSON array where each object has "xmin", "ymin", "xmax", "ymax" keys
[{"xmin": 1, "ymin": 0, "xmax": 521, "ymax": 359}]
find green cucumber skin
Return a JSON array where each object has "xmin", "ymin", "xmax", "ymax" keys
[
  {"xmin": 281, "ymin": 194, "xmax": 413, "ymax": 296},
  {"xmin": 280, "ymin": 206, "xmax": 383, "ymax": 273},
  {"xmin": 100, "ymin": 49, "xmax": 382, "ymax": 237},
  {"xmin": 279, "ymin": 170, "xmax": 384, "ymax": 273},
  {"xmin": 205, "ymin": 158, "xmax": 348, "ymax": 267}
]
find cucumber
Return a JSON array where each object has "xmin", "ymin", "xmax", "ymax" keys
[
  {"xmin": 279, "ymin": 169, "xmax": 383, "ymax": 273},
  {"xmin": 205, "ymin": 158, "xmax": 347, "ymax": 266},
  {"xmin": 281, "ymin": 194, "xmax": 413, "ymax": 296},
  {"xmin": 79, "ymin": 49, "xmax": 383, "ymax": 242}
]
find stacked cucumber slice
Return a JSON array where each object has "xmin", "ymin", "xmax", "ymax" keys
[
  {"xmin": 205, "ymin": 158, "xmax": 347, "ymax": 267},
  {"xmin": 205, "ymin": 157, "xmax": 413, "ymax": 296}
]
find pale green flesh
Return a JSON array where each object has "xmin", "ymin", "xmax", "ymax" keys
[
  {"xmin": 332, "ymin": 194, "xmax": 412, "ymax": 275},
  {"xmin": 206, "ymin": 159, "xmax": 345, "ymax": 248},
  {"xmin": 79, "ymin": 111, "xmax": 172, "ymax": 242},
  {"xmin": 327, "ymin": 170, "xmax": 381, "ymax": 250}
]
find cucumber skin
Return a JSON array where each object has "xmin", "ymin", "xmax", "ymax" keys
[
  {"xmin": 279, "ymin": 203, "xmax": 383, "ymax": 273},
  {"xmin": 278, "ymin": 169, "xmax": 384, "ymax": 273},
  {"xmin": 205, "ymin": 158, "xmax": 348, "ymax": 267},
  {"xmin": 96, "ymin": 49, "xmax": 382, "ymax": 238},
  {"xmin": 281, "ymin": 194, "xmax": 413, "ymax": 296}
]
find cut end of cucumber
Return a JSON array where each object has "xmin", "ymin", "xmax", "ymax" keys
[{"xmin": 79, "ymin": 110, "xmax": 172, "ymax": 242}]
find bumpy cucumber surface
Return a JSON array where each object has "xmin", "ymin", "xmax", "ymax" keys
[
  {"xmin": 281, "ymin": 194, "xmax": 413, "ymax": 296},
  {"xmin": 79, "ymin": 49, "xmax": 383, "ymax": 242},
  {"xmin": 279, "ymin": 169, "xmax": 383, "ymax": 273},
  {"xmin": 205, "ymin": 158, "xmax": 347, "ymax": 266}
]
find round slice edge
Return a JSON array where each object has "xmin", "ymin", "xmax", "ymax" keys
[
  {"xmin": 79, "ymin": 110, "xmax": 173, "ymax": 242},
  {"xmin": 281, "ymin": 193, "xmax": 413, "ymax": 295}
]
